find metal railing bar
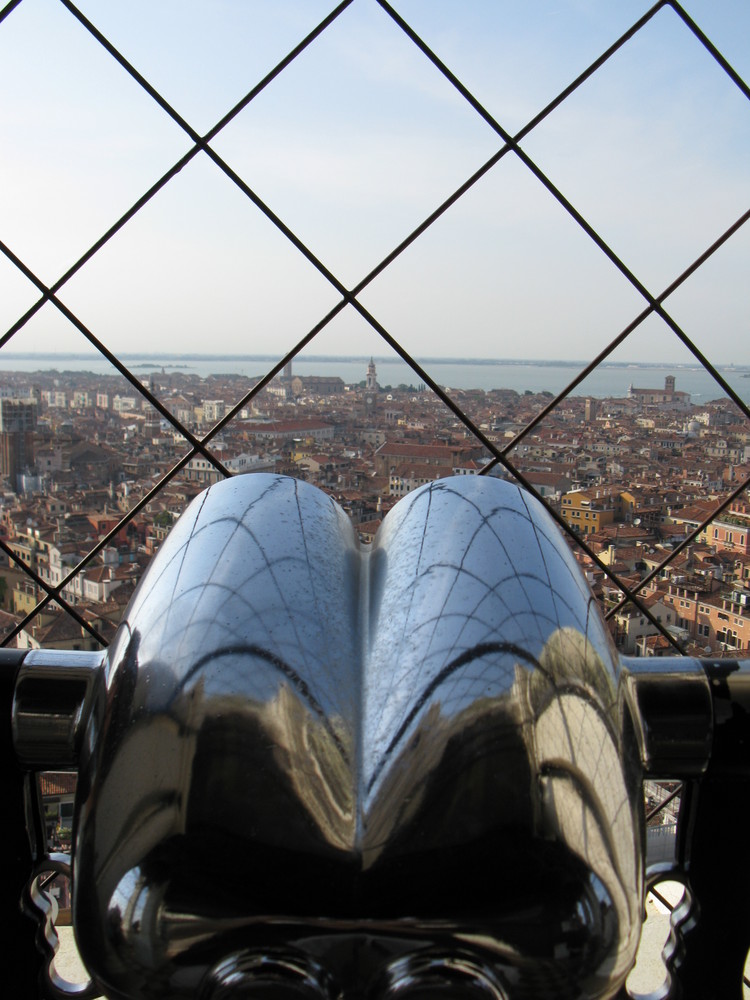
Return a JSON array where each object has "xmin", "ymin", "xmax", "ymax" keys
[
  {"xmin": 646, "ymin": 784, "xmax": 683, "ymax": 823},
  {"xmin": 0, "ymin": 240, "xmax": 231, "ymax": 478},
  {"xmin": 198, "ymin": 148, "xmax": 352, "ymax": 301},
  {"xmin": 0, "ymin": 0, "xmax": 22, "ymax": 26},
  {"xmin": 648, "ymin": 883, "xmax": 674, "ymax": 911},
  {"xmin": 670, "ymin": 1, "xmax": 750, "ymax": 102},
  {"xmin": 58, "ymin": 0, "xmax": 200, "ymax": 143},
  {"xmin": 349, "ymin": 145, "xmax": 512, "ymax": 298}
]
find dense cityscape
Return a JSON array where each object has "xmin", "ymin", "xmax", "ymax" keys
[{"xmin": 1, "ymin": 358, "xmax": 749, "ymax": 660}]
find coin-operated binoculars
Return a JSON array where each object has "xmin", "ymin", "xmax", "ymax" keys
[{"xmin": 3, "ymin": 475, "xmax": 750, "ymax": 1000}]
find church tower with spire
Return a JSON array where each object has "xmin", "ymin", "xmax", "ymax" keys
[{"xmin": 364, "ymin": 358, "xmax": 378, "ymax": 420}]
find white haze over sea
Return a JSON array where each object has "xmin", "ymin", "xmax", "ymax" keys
[{"xmin": 0, "ymin": 355, "xmax": 748, "ymax": 404}]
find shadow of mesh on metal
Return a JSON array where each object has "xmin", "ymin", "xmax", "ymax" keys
[{"xmin": 0, "ymin": 0, "xmax": 749, "ymax": 652}]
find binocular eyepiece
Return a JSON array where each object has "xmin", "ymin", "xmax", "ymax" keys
[{"xmin": 8, "ymin": 474, "xmax": 746, "ymax": 1000}]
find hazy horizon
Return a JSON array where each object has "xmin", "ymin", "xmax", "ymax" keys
[{"xmin": 1, "ymin": 350, "xmax": 748, "ymax": 369}]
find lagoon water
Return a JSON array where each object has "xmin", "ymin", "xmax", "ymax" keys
[{"xmin": 0, "ymin": 354, "xmax": 748, "ymax": 403}]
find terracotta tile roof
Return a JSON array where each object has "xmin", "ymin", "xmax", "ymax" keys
[{"xmin": 39, "ymin": 773, "xmax": 77, "ymax": 797}]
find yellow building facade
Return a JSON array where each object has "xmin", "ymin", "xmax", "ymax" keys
[{"xmin": 560, "ymin": 490, "xmax": 615, "ymax": 535}]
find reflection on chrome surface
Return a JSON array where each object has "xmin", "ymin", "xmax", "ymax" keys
[{"xmin": 64, "ymin": 473, "xmax": 646, "ymax": 999}]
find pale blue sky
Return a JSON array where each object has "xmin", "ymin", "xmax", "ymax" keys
[{"xmin": 0, "ymin": 0, "xmax": 748, "ymax": 368}]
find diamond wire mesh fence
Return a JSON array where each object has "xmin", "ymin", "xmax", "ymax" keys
[{"xmin": 0, "ymin": 0, "xmax": 749, "ymax": 656}]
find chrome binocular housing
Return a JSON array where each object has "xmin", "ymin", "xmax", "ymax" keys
[{"xmin": 4, "ymin": 474, "xmax": 749, "ymax": 999}]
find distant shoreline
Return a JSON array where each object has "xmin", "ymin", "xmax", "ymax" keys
[
  {"xmin": 0, "ymin": 353, "xmax": 745, "ymax": 400},
  {"xmin": 0, "ymin": 352, "xmax": 745, "ymax": 371}
]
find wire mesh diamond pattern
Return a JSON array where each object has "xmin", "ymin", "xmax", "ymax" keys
[{"xmin": 0, "ymin": 0, "xmax": 749, "ymax": 655}]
